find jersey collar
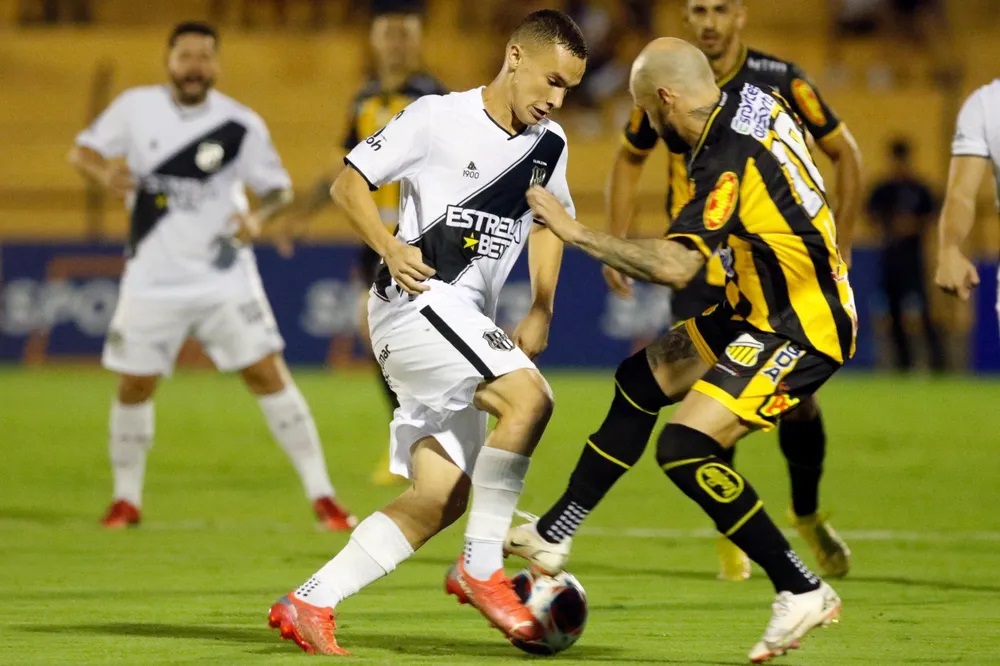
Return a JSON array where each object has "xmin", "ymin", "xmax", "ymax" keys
[
  {"xmin": 716, "ymin": 44, "xmax": 748, "ymax": 87},
  {"xmin": 689, "ymin": 91, "xmax": 727, "ymax": 165}
]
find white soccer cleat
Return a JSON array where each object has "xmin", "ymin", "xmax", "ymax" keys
[
  {"xmin": 748, "ymin": 581, "xmax": 841, "ymax": 663},
  {"xmin": 504, "ymin": 514, "xmax": 571, "ymax": 576}
]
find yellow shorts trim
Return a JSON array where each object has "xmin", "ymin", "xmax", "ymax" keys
[
  {"xmin": 684, "ymin": 319, "xmax": 718, "ymax": 365},
  {"xmin": 690, "ymin": 380, "xmax": 777, "ymax": 432},
  {"xmin": 724, "ymin": 499, "xmax": 764, "ymax": 536},
  {"xmin": 614, "ymin": 379, "xmax": 658, "ymax": 416},
  {"xmin": 587, "ymin": 439, "xmax": 632, "ymax": 470}
]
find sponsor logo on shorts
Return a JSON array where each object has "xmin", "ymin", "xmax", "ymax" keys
[
  {"xmin": 376, "ymin": 344, "xmax": 390, "ymax": 368},
  {"xmin": 696, "ymin": 462, "xmax": 744, "ymax": 503},
  {"xmin": 724, "ymin": 333, "xmax": 764, "ymax": 367},
  {"xmin": 483, "ymin": 328, "xmax": 515, "ymax": 351},
  {"xmin": 758, "ymin": 393, "xmax": 801, "ymax": 419},
  {"xmin": 239, "ymin": 300, "xmax": 264, "ymax": 325},
  {"xmin": 704, "ymin": 172, "xmax": 739, "ymax": 231},
  {"xmin": 761, "ymin": 342, "xmax": 806, "ymax": 384},
  {"xmin": 791, "ymin": 78, "xmax": 827, "ymax": 127}
]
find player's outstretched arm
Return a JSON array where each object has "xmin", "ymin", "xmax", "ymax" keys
[
  {"xmin": 935, "ymin": 155, "xmax": 988, "ymax": 300},
  {"xmin": 603, "ymin": 146, "xmax": 648, "ymax": 297},
  {"xmin": 818, "ymin": 127, "xmax": 863, "ymax": 266},
  {"xmin": 332, "ymin": 166, "xmax": 434, "ymax": 294},
  {"xmin": 527, "ymin": 185, "xmax": 704, "ymax": 289},
  {"xmin": 513, "ymin": 224, "xmax": 563, "ymax": 359}
]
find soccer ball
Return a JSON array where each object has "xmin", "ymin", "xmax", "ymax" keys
[{"xmin": 509, "ymin": 569, "xmax": 588, "ymax": 655}]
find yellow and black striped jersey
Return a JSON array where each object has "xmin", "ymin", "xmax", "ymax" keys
[
  {"xmin": 666, "ymin": 83, "xmax": 857, "ymax": 363},
  {"xmin": 343, "ymin": 72, "xmax": 448, "ymax": 222},
  {"xmin": 623, "ymin": 46, "xmax": 843, "ymax": 288}
]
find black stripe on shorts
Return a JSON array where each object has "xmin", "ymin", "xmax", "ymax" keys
[{"xmin": 419, "ymin": 306, "xmax": 495, "ymax": 380}]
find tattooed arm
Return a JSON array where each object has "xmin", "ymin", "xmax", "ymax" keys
[{"xmin": 526, "ymin": 186, "xmax": 705, "ymax": 289}]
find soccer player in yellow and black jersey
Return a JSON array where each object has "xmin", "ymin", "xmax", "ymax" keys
[
  {"xmin": 604, "ymin": 0, "xmax": 860, "ymax": 581},
  {"xmin": 514, "ymin": 38, "xmax": 850, "ymax": 662},
  {"xmin": 285, "ymin": 8, "xmax": 446, "ymax": 485}
]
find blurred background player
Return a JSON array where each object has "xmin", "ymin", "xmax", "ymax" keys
[
  {"xmin": 282, "ymin": 3, "xmax": 447, "ymax": 486},
  {"xmin": 267, "ymin": 10, "xmax": 585, "ymax": 655},
  {"xmin": 867, "ymin": 137, "xmax": 946, "ymax": 372},
  {"xmin": 600, "ymin": 0, "xmax": 861, "ymax": 581},
  {"xmin": 935, "ymin": 77, "xmax": 1000, "ymax": 303},
  {"xmin": 518, "ymin": 38, "xmax": 849, "ymax": 661},
  {"xmin": 68, "ymin": 21, "xmax": 355, "ymax": 531}
]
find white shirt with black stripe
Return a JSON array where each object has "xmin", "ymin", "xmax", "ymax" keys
[
  {"xmin": 76, "ymin": 85, "xmax": 291, "ymax": 296},
  {"xmin": 345, "ymin": 87, "xmax": 575, "ymax": 319},
  {"xmin": 952, "ymin": 78, "xmax": 1000, "ymax": 203}
]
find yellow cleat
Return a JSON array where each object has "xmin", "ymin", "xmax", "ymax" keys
[
  {"xmin": 717, "ymin": 535, "xmax": 751, "ymax": 581},
  {"xmin": 370, "ymin": 451, "xmax": 407, "ymax": 487},
  {"xmin": 789, "ymin": 509, "xmax": 851, "ymax": 578}
]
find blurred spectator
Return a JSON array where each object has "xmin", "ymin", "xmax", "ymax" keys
[
  {"xmin": 828, "ymin": 0, "xmax": 957, "ymax": 89},
  {"xmin": 867, "ymin": 138, "xmax": 946, "ymax": 372},
  {"xmin": 18, "ymin": 0, "xmax": 92, "ymax": 24}
]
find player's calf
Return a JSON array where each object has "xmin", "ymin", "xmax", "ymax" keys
[
  {"xmin": 656, "ymin": 422, "xmax": 821, "ymax": 596},
  {"xmin": 531, "ymin": 351, "xmax": 674, "ymax": 549}
]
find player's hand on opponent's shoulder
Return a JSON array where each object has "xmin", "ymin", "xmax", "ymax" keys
[
  {"xmin": 101, "ymin": 163, "xmax": 136, "ymax": 199},
  {"xmin": 527, "ymin": 185, "xmax": 579, "ymax": 243},
  {"xmin": 384, "ymin": 239, "xmax": 435, "ymax": 295},
  {"xmin": 512, "ymin": 306, "xmax": 552, "ymax": 360},
  {"xmin": 935, "ymin": 246, "xmax": 980, "ymax": 301},
  {"xmin": 602, "ymin": 265, "xmax": 634, "ymax": 299}
]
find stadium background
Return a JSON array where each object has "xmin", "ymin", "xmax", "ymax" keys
[
  {"xmin": 3, "ymin": 0, "xmax": 1000, "ymax": 371},
  {"xmin": 3, "ymin": 2, "xmax": 1000, "ymax": 664}
]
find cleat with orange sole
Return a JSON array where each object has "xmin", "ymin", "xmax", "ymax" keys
[
  {"xmin": 268, "ymin": 593, "xmax": 350, "ymax": 656},
  {"xmin": 444, "ymin": 557, "xmax": 542, "ymax": 642},
  {"xmin": 313, "ymin": 497, "xmax": 358, "ymax": 532},
  {"xmin": 100, "ymin": 499, "xmax": 140, "ymax": 529}
]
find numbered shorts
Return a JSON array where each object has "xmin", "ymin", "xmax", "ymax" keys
[
  {"xmin": 684, "ymin": 302, "xmax": 840, "ymax": 430},
  {"xmin": 102, "ymin": 279, "xmax": 284, "ymax": 377},
  {"xmin": 369, "ymin": 292, "xmax": 536, "ymax": 479}
]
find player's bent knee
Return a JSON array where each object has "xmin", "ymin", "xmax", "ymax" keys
[
  {"xmin": 117, "ymin": 374, "xmax": 158, "ymax": 404},
  {"xmin": 614, "ymin": 350, "xmax": 674, "ymax": 413},
  {"xmin": 240, "ymin": 354, "xmax": 287, "ymax": 396},
  {"xmin": 655, "ymin": 423, "xmax": 724, "ymax": 469}
]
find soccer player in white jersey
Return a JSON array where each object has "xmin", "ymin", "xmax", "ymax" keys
[
  {"xmin": 935, "ymin": 78, "xmax": 1000, "ymax": 305},
  {"xmin": 68, "ymin": 22, "xmax": 355, "ymax": 532},
  {"xmin": 267, "ymin": 10, "xmax": 587, "ymax": 655}
]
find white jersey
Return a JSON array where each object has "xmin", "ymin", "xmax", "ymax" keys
[
  {"xmin": 75, "ymin": 85, "xmax": 291, "ymax": 297},
  {"xmin": 345, "ymin": 87, "xmax": 574, "ymax": 318},
  {"xmin": 952, "ymin": 79, "xmax": 1000, "ymax": 205}
]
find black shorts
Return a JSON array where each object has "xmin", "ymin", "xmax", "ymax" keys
[
  {"xmin": 670, "ymin": 265, "xmax": 727, "ymax": 322},
  {"xmin": 357, "ymin": 244, "xmax": 382, "ymax": 287},
  {"xmin": 684, "ymin": 302, "xmax": 841, "ymax": 430}
]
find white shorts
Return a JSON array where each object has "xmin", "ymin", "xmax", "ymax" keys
[
  {"xmin": 369, "ymin": 291, "xmax": 536, "ymax": 478},
  {"xmin": 102, "ymin": 277, "xmax": 284, "ymax": 377}
]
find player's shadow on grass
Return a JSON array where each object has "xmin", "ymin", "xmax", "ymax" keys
[{"xmin": 0, "ymin": 506, "xmax": 84, "ymax": 525}]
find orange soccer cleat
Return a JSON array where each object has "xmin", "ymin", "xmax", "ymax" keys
[
  {"xmin": 444, "ymin": 557, "xmax": 542, "ymax": 642},
  {"xmin": 268, "ymin": 593, "xmax": 350, "ymax": 656},
  {"xmin": 100, "ymin": 499, "xmax": 141, "ymax": 529},
  {"xmin": 313, "ymin": 497, "xmax": 357, "ymax": 532}
]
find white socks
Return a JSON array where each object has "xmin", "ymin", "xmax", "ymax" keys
[
  {"xmin": 109, "ymin": 400, "xmax": 155, "ymax": 507},
  {"xmin": 258, "ymin": 384, "xmax": 335, "ymax": 500},
  {"xmin": 294, "ymin": 511, "xmax": 414, "ymax": 608},
  {"xmin": 463, "ymin": 447, "xmax": 531, "ymax": 580}
]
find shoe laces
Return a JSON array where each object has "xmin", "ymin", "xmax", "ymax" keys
[
  {"xmin": 765, "ymin": 592, "xmax": 795, "ymax": 632},
  {"xmin": 477, "ymin": 576, "xmax": 526, "ymax": 614}
]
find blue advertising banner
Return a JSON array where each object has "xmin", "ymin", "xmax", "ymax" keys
[{"xmin": 0, "ymin": 242, "xmax": 919, "ymax": 370}]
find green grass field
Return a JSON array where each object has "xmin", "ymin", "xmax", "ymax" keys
[{"xmin": 2, "ymin": 367, "xmax": 999, "ymax": 665}]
